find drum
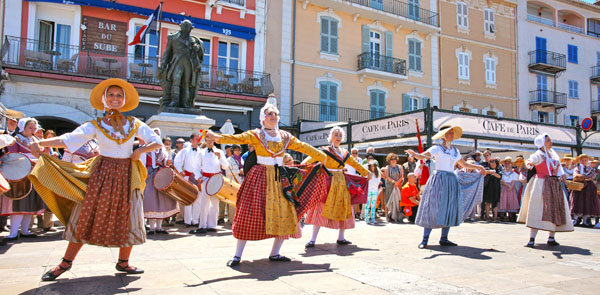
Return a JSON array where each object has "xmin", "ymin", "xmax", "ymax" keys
[
  {"xmin": 565, "ymin": 180, "xmax": 584, "ymax": 192},
  {"xmin": 205, "ymin": 174, "xmax": 224, "ymax": 196},
  {"xmin": 214, "ymin": 177, "xmax": 239, "ymax": 207},
  {"xmin": 153, "ymin": 167, "xmax": 198, "ymax": 206},
  {"xmin": 0, "ymin": 153, "xmax": 33, "ymax": 200}
]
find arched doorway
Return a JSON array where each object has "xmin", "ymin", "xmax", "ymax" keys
[{"xmin": 36, "ymin": 117, "xmax": 79, "ymax": 136}]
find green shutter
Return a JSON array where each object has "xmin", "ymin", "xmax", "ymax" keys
[
  {"xmin": 385, "ymin": 31, "xmax": 393, "ymax": 57},
  {"xmin": 321, "ymin": 18, "xmax": 329, "ymax": 52},
  {"xmin": 362, "ymin": 25, "xmax": 370, "ymax": 53},
  {"xmin": 402, "ymin": 94, "xmax": 410, "ymax": 112},
  {"xmin": 330, "ymin": 20, "xmax": 338, "ymax": 54}
]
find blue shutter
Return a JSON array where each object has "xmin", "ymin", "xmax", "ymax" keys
[
  {"xmin": 402, "ymin": 94, "xmax": 411, "ymax": 112},
  {"xmin": 416, "ymin": 40, "xmax": 422, "ymax": 71},
  {"xmin": 330, "ymin": 20, "xmax": 338, "ymax": 54},
  {"xmin": 321, "ymin": 18, "xmax": 329, "ymax": 52},
  {"xmin": 536, "ymin": 37, "xmax": 546, "ymax": 63},
  {"xmin": 385, "ymin": 31, "xmax": 393, "ymax": 72},
  {"xmin": 362, "ymin": 25, "xmax": 370, "ymax": 53},
  {"xmin": 423, "ymin": 97, "xmax": 430, "ymax": 109}
]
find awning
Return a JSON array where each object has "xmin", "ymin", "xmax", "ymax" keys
[{"xmin": 27, "ymin": 0, "xmax": 256, "ymax": 40}]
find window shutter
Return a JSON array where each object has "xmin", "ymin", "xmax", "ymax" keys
[
  {"xmin": 465, "ymin": 55, "xmax": 470, "ymax": 78},
  {"xmin": 471, "ymin": 108, "xmax": 478, "ymax": 114},
  {"xmin": 532, "ymin": 110, "xmax": 539, "ymax": 122},
  {"xmin": 482, "ymin": 109, "xmax": 488, "ymax": 115},
  {"xmin": 463, "ymin": 4, "xmax": 468, "ymax": 27},
  {"xmin": 422, "ymin": 97, "xmax": 430, "ymax": 109},
  {"xmin": 330, "ymin": 20, "xmax": 338, "ymax": 54},
  {"xmin": 402, "ymin": 94, "xmax": 410, "ymax": 112},
  {"xmin": 321, "ymin": 18, "xmax": 329, "ymax": 52},
  {"xmin": 549, "ymin": 112, "xmax": 555, "ymax": 124},
  {"xmin": 453, "ymin": 106, "xmax": 461, "ymax": 111},
  {"xmin": 457, "ymin": 4, "xmax": 462, "ymax": 26},
  {"xmin": 362, "ymin": 25, "xmax": 370, "ymax": 53},
  {"xmin": 497, "ymin": 111, "xmax": 503, "ymax": 117},
  {"xmin": 319, "ymin": 82, "xmax": 327, "ymax": 103},
  {"xmin": 385, "ymin": 31, "xmax": 393, "ymax": 57},
  {"xmin": 564, "ymin": 114, "xmax": 570, "ymax": 126},
  {"xmin": 370, "ymin": 91, "xmax": 377, "ymax": 106},
  {"xmin": 415, "ymin": 41, "xmax": 422, "ymax": 71}
]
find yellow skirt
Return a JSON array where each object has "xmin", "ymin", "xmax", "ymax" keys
[{"xmin": 322, "ymin": 171, "xmax": 353, "ymax": 221}]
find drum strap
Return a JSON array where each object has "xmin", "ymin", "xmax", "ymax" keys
[
  {"xmin": 202, "ymin": 172, "xmax": 219, "ymax": 178},
  {"xmin": 182, "ymin": 170, "xmax": 194, "ymax": 177}
]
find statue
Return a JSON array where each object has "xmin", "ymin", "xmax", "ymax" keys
[{"xmin": 157, "ymin": 20, "xmax": 204, "ymax": 108}]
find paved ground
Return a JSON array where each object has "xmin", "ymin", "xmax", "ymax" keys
[{"xmin": 1, "ymin": 219, "xmax": 598, "ymax": 295}]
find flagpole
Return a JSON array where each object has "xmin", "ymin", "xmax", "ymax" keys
[{"xmin": 157, "ymin": 1, "xmax": 164, "ymax": 66}]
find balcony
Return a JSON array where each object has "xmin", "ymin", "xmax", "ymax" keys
[
  {"xmin": 528, "ymin": 50, "xmax": 566, "ymax": 75},
  {"xmin": 529, "ymin": 90, "xmax": 567, "ymax": 109},
  {"xmin": 293, "ymin": 102, "xmax": 393, "ymax": 123},
  {"xmin": 1, "ymin": 36, "xmax": 273, "ymax": 97},
  {"xmin": 592, "ymin": 101, "xmax": 600, "ymax": 115},
  {"xmin": 558, "ymin": 22, "xmax": 584, "ymax": 34},
  {"xmin": 357, "ymin": 52, "xmax": 407, "ymax": 81},
  {"xmin": 309, "ymin": 0, "xmax": 439, "ymax": 32},
  {"xmin": 527, "ymin": 14, "xmax": 555, "ymax": 27},
  {"xmin": 592, "ymin": 66, "xmax": 600, "ymax": 84},
  {"xmin": 221, "ymin": 0, "xmax": 245, "ymax": 6}
]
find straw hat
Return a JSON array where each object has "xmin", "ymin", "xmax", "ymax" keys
[
  {"xmin": 432, "ymin": 125, "xmax": 463, "ymax": 140},
  {"xmin": 514, "ymin": 156, "xmax": 525, "ymax": 164},
  {"xmin": 561, "ymin": 155, "xmax": 574, "ymax": 164},
  {"xmin": 90, "ymin": 78, "xmax": 139, "ymax": 112},
  {"xmin": 500, "ymin": 156, "xmax": 513, "ymax": 165},
  {"xmin": 577, "ymin": 154, "xmax": 590, "ymax": 162}
]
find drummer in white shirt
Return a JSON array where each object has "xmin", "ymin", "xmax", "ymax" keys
[
  {"xmin": 173, "ymin": 133, "xmax": 202, "ymax": 227},
  {"xmin": 190, "ymin": 136, "xmax": 228, "ymax": 234}
]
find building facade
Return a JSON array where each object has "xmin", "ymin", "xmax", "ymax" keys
[
  {"xmin": 438, "ymin": 0, "xmax": 518, "ymax": 118},
  {"xmin": 0, "ymin": 0, "xmax": 271, "ymax": 135},
  {"xmin": 266, "ymin": 0, "xmax": 441, "ymax": 127},
  {"xmin": 517, "ymin": 0, "xmax": 600, "ymax": 127}
]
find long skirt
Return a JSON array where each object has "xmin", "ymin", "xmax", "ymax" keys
[
  {"xmin": 386, "ymin": 186, "xmax": 402, "ymax": 221},
  {"xmin": 416, "ymin": 170, "xmax": 484, "ymax": 229},
  {"xmin": 305, "ymin": 171, "xmax": 354, "ymax": 229},
  {"xmin": 233, "ymin": 164, "xmax": 327, "ymax": 241},
  {"xmin": 0, "ymin": 189, "xmax": 45, "ymax": 216},
  {"xmin": 518, "ymin": 177, "xmax": 573, "ymax": 232},
  {"xmin": 29, "ymin": 154, "xmax": 148, "ymax": 247},
  {"xmin": 498, "ymin": 184, "xmax": 520, "ymax": 213},
  {"xmin": 570, "ymin": 181, "xmax": 600, "ymax": 217},
  {"xmin": 143, "ymin": 167, "xmax": 179, "ymax": 219}
]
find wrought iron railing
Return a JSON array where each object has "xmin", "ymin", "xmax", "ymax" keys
[
  {"xmin": 527, "ymin": 14, "xmax": 555, "ymax": 27},
  {"xmin": 293, "ymin": 102, "xmax": 393, "ymax": 123},
  {"xmin": 592, "ymin": 101, "xmax": 600, "ymax": 114},
  {"xmin": 357, "ymin": 52, "xmax": 406, "ymax": 76},
  {"xmin": 528, "ymin": 50, "xmax": 566, "ymax": 69},
  {"xmin": 529, "ymin": 90, "xmax": 567, "ymax": 106},
  {"xmin": 592, "ymin": 66, "xmax": 600, "ymax": 79},
  {"xmin": 343, "ymin": 0, "xmax": 438, "ymax": 27},
  {"xmin": 1, "ymin": 36, "xmax": 273, "ymax": 96}
]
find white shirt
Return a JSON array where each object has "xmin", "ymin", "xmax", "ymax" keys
[
  {"xmin": 60, "ymin": 119, "xmax": 161, "ymax": 159},
  {"xmin": 173, "ymin": 145, "xmax": 201, "ymax": 174},
  {"xmin": 140, "ymin": 147, "xmax": 168, "ymax": 169},
  {"xmin": 226, "ymin": 156, "xmax": 243, "ymax": 183},
  {"xmin": 528, "ymin": 150, "xmax": 564, "ymax": 177},
  {"xmin": 427, "ymin": 145, "xmax": 461, "ymax": 172},
  {"xmin": 0, "ymin": 134, "xmax": 15, "ymax": 149},
  {"xmin": 193, "ymin": 147, "xmax": 228, "ymax": 181},
  {"xmin": 501, "ymin": 170, "xmax": 518, "ymax": 183}
]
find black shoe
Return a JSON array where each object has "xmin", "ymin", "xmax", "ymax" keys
[
  {"xmin": 305, "ymin": 241, "xmax": 315, "ymax": 248},
  {"xmin": 115, "ymin": 259, "xmax": 144, "ymax": 274},
  {"xmin": 206, "ymin": 228, "xmax": 217, "ymax": 232},
  {"xmin": 146, "ymin": 230, "xmax": 155, "ymax": 235},
  {"xmin": 336, "ymin": 239, "xmax": 352, "ymax": 245},
  {"xmin": 525, "ymin": 240, "xmax": 535, "ymax": 248},
  {"xmin": 0, "ymin": 239, "xmax": 5, "ymax": 246},
  {"xmin": 20, "ymin": 233, "xmax": 37, "ymax": 238},
  {"xmin": 41, "ymin": 257, "xmax": 72, "ymax": 281},
  {"xmin": 185, "ymin": 223, "xmax": 195, "ymax": 228},
  {"xmin": 156, "ymin": 229, "xmax": 169, "ymax": 235},
  {"xmin": 189, "ymin": 228, "xmax": 207, "ymax": 234},
  {"xmin": 439, "ymin": 239, "xmax": 457, "ymax": 246},
  {"xmin": 227, "ymin": 256, "xmax": 241, "ymax": 267},
  {"xmin": 268, "ymin": 255, "xmax": 291, "ymax": 262},
  {"xmin": 547, "ymin": 239, "xmax": 560, "ymax": 246},
  {"xmin": 4, "ymin": 236, "xmax": 18, "ymax": 242},
  {"xmin": 175, "ymin": 220, "xmax": 185, "ymax": 225},
  {"xmin": 418, "ymin": 242, "xmax": 427, "ymax": 249},
  {"xmin": 42, "ymin": 227, "xmax": 56, "ymax": 232},
  {"xmin": 217, "ymin": 218, "xmax": 225, "ymax": 225}
]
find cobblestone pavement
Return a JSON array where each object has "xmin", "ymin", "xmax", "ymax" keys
[{"xmin": 1, "ymin": 220, "xmax": 598, "ymax": 294}]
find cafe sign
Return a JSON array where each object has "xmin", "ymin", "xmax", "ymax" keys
[
  {"xmin": 433, "ymin": 112, "xmax": 577, "ymax": 146},
  {"xmin": 81, "ymin": 16, "xmax": 127, "ymax": 56},
  {"xmin": 351, "ymin": 112, "xmax": 425, "ymax": 143}
]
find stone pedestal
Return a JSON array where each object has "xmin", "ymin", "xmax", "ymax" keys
[{"xmin": 146, "ymin": 111, "xmax": 215, "ymax": 138}]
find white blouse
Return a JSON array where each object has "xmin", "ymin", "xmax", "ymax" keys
[
  {"xmin": 60, "ymin": 118, "xmax": 162, "ymax": 159},
  {"xmin": 427, "ymin": 144, "xmax": 461, "ymax": 172},
  {"xmin": 501, "ymin": 170, "xmax": 518, "ymax": 183}
]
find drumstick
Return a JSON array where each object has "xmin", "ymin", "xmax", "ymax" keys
[{"xmin": 227, "ymin": 166, "xmax": 240, "ymax": 184}]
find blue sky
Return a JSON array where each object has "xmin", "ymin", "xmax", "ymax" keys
[{"xmin": 581, "ymin": 0, "xmax": 595, "ymax": 3}]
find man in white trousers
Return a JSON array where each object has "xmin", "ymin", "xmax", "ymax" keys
[
  {"xmin": 190, "ymin": 136, "xmax": 228, "ymax": 234},
  {"xmin": 173, "ymin": 132, "xmax": 202, "ymax": 227}
]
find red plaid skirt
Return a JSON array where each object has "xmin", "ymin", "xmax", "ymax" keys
[{"xmin": 233, "ymin": 164, "xmax": 327, "ymax": 241}]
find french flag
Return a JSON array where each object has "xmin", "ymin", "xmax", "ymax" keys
[{"xmin": 128, "ymin": 4, "xmax": 161, "ymax": 46}]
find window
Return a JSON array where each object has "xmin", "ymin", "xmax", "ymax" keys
[
  {"xmin": 588, "ymin": 19, "xmax": 600, "ymax": 38},
  {"xmin": 319, "ymin": 82, "xmax": 338, "ymax": 121},
  {"xmin": 568, "ymin": 44, "xmax": 578, "ymax": 64},
  {"xmin": 217, "ymin": 41, "xmax": 239, "ymax": 83},
  {"xmin": 408, "ymin": 0, "xmax": 420, "ymax": 21},
  {"xmin": 536, "ymin": 75, "xmax": 548, "ymax": 102},
  {"xmin": 485, "ymin": 57, "xmax": 496, "ymax": 84},
  {"xmin": 568, "ymin": 80, "xmax": 579, "ymax": 98},
  {"xmin": 457, "ymin": 2, "xmax": 469, "ymax": 29},
  {"xmin": 370, "ymin": 0, "xmax": 383, "ymax": 10},
  {"xmin": 458, "ymin": 52, "xmax": 470, "ymax": 80},
  {"xmin": 402, "ymin": 94, "xmax": 423, "ymax": 112},
  {"xmin": 408, "ymin": 39, "xmax": 422, "ymax": 71},
  {"xmin": 38, "ymin": 20, "xmax": 72, "ymax": 63},
  {"xmin": 133, "ymin": 25, "xmax": 158, "ymax": 63},
  {"xmin": 538, "ymin": 111, "xmax": 548, "ymax": 123},
  {"xmin": 320, "ymin": 17, "xmax": 338, "ymax": 54},
  {"xmin": 484, "ymin": 9, "xmax": 495, "ymax": 34},
  {"xmin": 370, "ymin": 90, "xmax": 386, "ymax": 119},
  {"xmin": 200, "ymin": 39, "xmax": 211, "ymax": 67},
  {"xmin": 369, "ymin": 31, "xmax": 382, "ymax": 68},
  {"xmin": 568, "ymin": 115, "xmax": 579, "ymax": 127}
]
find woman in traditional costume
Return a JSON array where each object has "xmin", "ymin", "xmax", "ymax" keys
[
  {"xmin": 498, "ymin": 157, "xmax": 519, "ymax": 221},
  {"xmin": 407, "ymin": 125, "xmax": 486, "ymax": 249},
  {"xmin": 303, "ymin": 127, "xmax": 369, "ymax": 247},
  {"xmin": 570, "ymin": 154, "xmax": 600, "ymax": 227},
  {"xmin": 519, "ymin": 133, "xmax": 573, "ymax": 248},
  {"xmin": 1, "ymin": 117, "xmax": 46, "ymax": 241},
  {"xmin": 29, "ymin": 78, "xmax": 163, "ymax": 280},
  {"xmin": 205, "ymin": 99, "xmax": 327, "ymax": 267}
]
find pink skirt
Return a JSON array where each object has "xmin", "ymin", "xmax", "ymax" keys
[
  {"xmin": 305, "ymin": 202, "xmax": 355, "ymax": 229},
  {"xmin": 498, "ymin": 185, "xmax": 520, "ymax": 213}
]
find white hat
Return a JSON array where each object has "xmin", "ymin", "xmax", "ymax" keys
[
  {"xmin": 17, "ymin": 117, "xmax": 37, "ymax": 132},
  {"xmin": 534, "ymin": 132, "xmax": 550, "ymax": 148}
]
